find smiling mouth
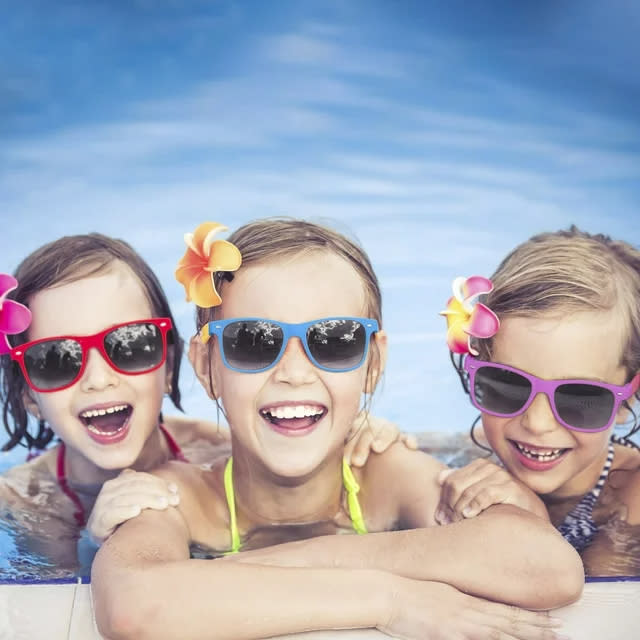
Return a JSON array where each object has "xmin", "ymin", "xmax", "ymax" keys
[
  {"xmin": 79, "ymin": 404, "xmax": 133, "ymax": 436},
  {"xmin": 510, "ymin": 440, "xmax": 570, "ymax": 463},
  {"xmin": 260, "ymin": 405, "xmax": 326, "ymax": 430}
]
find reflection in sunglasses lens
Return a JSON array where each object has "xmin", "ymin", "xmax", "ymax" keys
[
  {"xmin": 105, "ymin": 323, "xmax": 164, "ymax": 372},
  {"xmin": 223, "ymin": 321, "xmax": 284, "ymax": 370},
  {"xmin": 474, "ymin": 367, "xmax": 532, "ymax": 414},
  {"xmin": 555, "ymin": 384, "xmax": 614, "ymax": 430},
  {"xmin": 307, "ymin": 319, "xmax": 366, "ymax": 370},
  {"xmin": 24, "ymin": 339, "xmax": 83, "ymax": 390}
]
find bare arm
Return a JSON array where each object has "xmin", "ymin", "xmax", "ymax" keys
[
  {"xmin": 91, "ymin": 508, "xmax": 561, "ymax": 640},
  {"xmin": 91, "ymin": 506, "xmax": 390, "ymax": 640},
  {"xmin": 230, "ymin": 446, "xmax": 584, "ymax": 610}
]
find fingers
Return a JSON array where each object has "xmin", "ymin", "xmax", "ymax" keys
[
  {"xmin": 468, "ymin": 602, "xmax": 567, "ymax": 640},
  {"xmin": 345, "ymin": 428, "xmax": 374, "ymax": 466},
  {"xmin": 87, "ymin": 471, "xmax": 181, "ymax": 545},
  {"xmin": 435, "ymin": 460, "xmax": 502, "ymax": 524},
  {"xmin": 454, "ymin": 481, "xmax": 510, "ymax": 519},
  {"xmin": 87, "ymin": 504, "xmax": 144, "ymax": 546},
  {"xmin": 399, "ymin": 433, "xmax": 418, "ymax": 451}
]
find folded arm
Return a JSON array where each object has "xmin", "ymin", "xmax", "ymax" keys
[
  {"xmin": 230, "ymin": 446, "xmax": 584, "ymax": 610},
  {"xmin": 91, "ymin": 506, "xmax": 389, "ymax": 640},
  {"xmin": 91, "ymin": 507, "xmax": 561, "ymax": 640}
]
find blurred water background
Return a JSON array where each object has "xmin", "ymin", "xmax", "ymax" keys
[{"xmin": 2, "ymin": 0, "xmax": 639, "ymax": 472}]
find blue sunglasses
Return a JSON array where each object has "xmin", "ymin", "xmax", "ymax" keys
[{"xmin": 201, "ymin": 317, "xmax": 379, "ymax": 373}]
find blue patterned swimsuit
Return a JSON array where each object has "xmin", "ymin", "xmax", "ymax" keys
[
  {"xmin": 556, "ymin": 442, "xmax": 615, "ymax": 552},
  {"xmin": 556, "ymin": 436, "xmax": 639, "ymax": 552}
]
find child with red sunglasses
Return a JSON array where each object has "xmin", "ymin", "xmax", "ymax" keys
[
  {"xmin": 92, "ymin": 218, "xmax": 582, "ymax": 640},
  {"xmin": 0, "ymin": 232, "xmax": 409, "ymax": 571},
  {"xmin": 438, "ymin": 227, "xmax": 640, "ymax": 576}
]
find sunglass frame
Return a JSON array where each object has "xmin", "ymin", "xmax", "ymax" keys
[
  {"xmin": 10, "ymin": 318, "xmax": 172, "ymax": 393},
  {"xmin": 201, "ymin": 317, "xmax": 379, "ymax": 373},
  {"xmin": 464, "ymin": 356, "xmax": 639, "ymax": 433}
]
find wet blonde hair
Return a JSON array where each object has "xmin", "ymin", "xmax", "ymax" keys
[
  {"xmin": 455, "ymin": 226, "xmax": 640, "ymax": 449},
  {"xmin": 475, "ymin": 226, "xmax": 640, "ymax": 378},
  {"xmin": 194, "ymin": 217, "xmax": 384, "ymax": 401}
]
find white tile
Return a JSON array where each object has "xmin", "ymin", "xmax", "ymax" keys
[
  {"xmin": 0, "ymin": 583, "xmax": 75, "ymax": 640},
  {"xmin": 1, "ymin": 579, "xmax": 638, "ymax": 640},
  {"xmin": 69, "ymin": 583, "xmax": 103, "ymax": 640},
  {"xmin": 554, "ymin": 581, "xmax": 640, "ymax": 640}
]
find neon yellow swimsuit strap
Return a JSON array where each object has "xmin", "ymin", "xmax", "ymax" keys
[
  {"xmin": 223, "ymin": 457, "xmax": 241, "ymax": 554},
  {"xmin": 342, "ymin": 458, "xmax": 368, "ymax": 535}
]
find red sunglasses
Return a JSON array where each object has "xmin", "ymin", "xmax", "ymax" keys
[{"xmin": 9, "ymin": 318, "xmax": 172, "ymax": 393}]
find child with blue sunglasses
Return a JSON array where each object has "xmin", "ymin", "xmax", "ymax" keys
[
  {"xmin": 92, "ymin": 218, "xmax": 582, "ymax": 640},
  {"xmin": 0, "ymin": 232, "xmax": 406, "ymax": 572},
  {"xmin": 437, "ymin": 227, "xmax": 640, "ymax": 576}
]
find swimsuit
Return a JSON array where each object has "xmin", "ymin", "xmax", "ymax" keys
[
  {"xmin": 223, "ymin": 457, "xmax": 368, "ymax": 554},
  {"xmin": 56, "ymin": 423, "xmax": 187, "ymax": 527},
  {"xmin": 556, "ymin": 441, "xmax": 614, "ymax": 552}
]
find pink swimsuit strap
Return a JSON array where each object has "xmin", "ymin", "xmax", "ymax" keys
[{"xmin": 56, "ymin": 423, "xmax": 188, "ymax": 527}]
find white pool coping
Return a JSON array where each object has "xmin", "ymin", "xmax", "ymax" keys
[{"xmin": 0, "ymin": 578, "xmax": 638, "ymax": 639}]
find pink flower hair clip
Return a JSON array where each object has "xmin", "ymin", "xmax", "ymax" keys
[
  {"xmin": 0, "ymin": 274, "xmax": 32, "ymax": 355},
  {"xmin": 175, "ymin": 222, "xmax": 242, "ymax": 308},
  {"xmin": 440, "ymin": 276, "xmax": 500, "ymax": 355}
]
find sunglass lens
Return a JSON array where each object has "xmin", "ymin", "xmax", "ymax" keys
[
  {"xmin": 555, "ymin": 384, "xmax": 614, "ymax": 430},
  {"xmin": 104, "ymin": 323, "xmax": 165, "ymax": 372},
  {"xmin": 24, "ymin": 339, "xmax": 83, "ymax": 390},
  {"xmin": 306, "ymin": 319, "xmax": 367, "ymax": 371},
  {"xmin": 222, "ymin": 321, "xmax": 283, "ymax": 371},
  {"xmin": 474, "ymin": 366, "xmax": 532, "ymax": 415}
]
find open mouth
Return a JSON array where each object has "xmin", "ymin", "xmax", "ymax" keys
[
  {"xmin": 260, "ymin": 404, "xmax": 326, "ymax": 434},
  {"xmin": 510, "ymin": 440, "xmax": 570, "ymax": 463},
  {"xmin": 79, "ymin": 404, "xmax": 133, "ymax": 441}
]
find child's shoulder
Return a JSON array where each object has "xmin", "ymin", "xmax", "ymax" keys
[
  {"xmin": 357, "ymin": 442, "xmax": 447, "ymax": 529},
  {"xmin": 151, "ymin": 457, "xmax": 233, "ymax": 549}
]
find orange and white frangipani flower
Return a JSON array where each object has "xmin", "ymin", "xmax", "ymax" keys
[
  {"xmin": 175, "ymin": 222, "xmax": 242, "ymax": 308},
  {"xmin": 440, "ymin": 276, "xmax": 499, "ymax": 355}
]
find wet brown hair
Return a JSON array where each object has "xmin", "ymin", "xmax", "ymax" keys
[{"xmin": 1, "ymin": 233, "xmax": 184, "ymax": 451}]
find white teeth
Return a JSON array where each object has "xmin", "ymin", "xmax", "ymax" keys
[
  {"xmin": 80, "ymin": 404, "xmax": 128, "ymax": 419},
  {"xmin": 515, "ymin": 442, "xmax": 565, "ymax": 462},
  {"xmin": 262, "ymin": 405, "xmax": 324, "ymax": 420}
]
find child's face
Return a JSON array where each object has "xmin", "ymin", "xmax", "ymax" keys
[
  {"xmin": 23, "ymin": 262, "xmax": 169, "ymax": 470},
  {"xmin": 482, "ymin": 310, "xmax": 629, "ymax": 498},
  {"xmin": 194, "ymin": 251, "xmax": 386, "ymax": 479}
]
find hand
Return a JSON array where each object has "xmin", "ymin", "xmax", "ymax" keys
[
  {"xmin": 86, "ymin": 469, "xmax": 180, "ymax": 545},
  {"xmin": 344, "ymin": 411, "xmax": 417, "ymax": 467},
  {"xmin": 435, "ymin": 459, "xmax": 549, "ymax": 524},
  {"xmin": 381, "ymin": 576, "xmax": 565, "ymax": 640}
]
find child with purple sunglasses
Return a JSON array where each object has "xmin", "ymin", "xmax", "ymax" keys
[{"xmin": 438, "ymin": 226, "xmax": 640, "ymax": 576}]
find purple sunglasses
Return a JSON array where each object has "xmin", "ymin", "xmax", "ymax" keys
[{"xmin": 464, "ymin": 356, "xmax": 640, "ymax": 433}]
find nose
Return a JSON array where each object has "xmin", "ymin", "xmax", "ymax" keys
[
  {"xmin": 79, "ymin": 348, "xmax": 119, "ymax": 392},
  {"xmin": 519, "ymin": 391, "xmax": 561, "ymax": 436},
  {"xmin": 272, "ymin": 337, "xmax": 318, "ymax": 386}
]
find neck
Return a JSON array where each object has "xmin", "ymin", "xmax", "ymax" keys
[
  {"xmin": 543, "ymin": 443, "xmax": 611, "ymax": 503},
  {"xmin": 61, "ymin": 424, "xmax": 172, "ymax": 497},
  {"xmin": 230, "ymin": 449, "xmax": 345, "ymax": 527}
]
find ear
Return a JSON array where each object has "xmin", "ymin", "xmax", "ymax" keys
[
  {"xmin": 22, "ymin": 388, "xmax": 41, "ymax": 421},
  {"xmin": 188, "ymin": 335, "xmax": 218, "ymax": 400},
  {"xmin": 364, "ymin": 329, "xmax": 387, "ymax": 394}
]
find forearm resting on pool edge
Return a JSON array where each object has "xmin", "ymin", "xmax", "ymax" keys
[{"xmin": 229, "ymin": 505, "xmax": 585, "ymax": 610}]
